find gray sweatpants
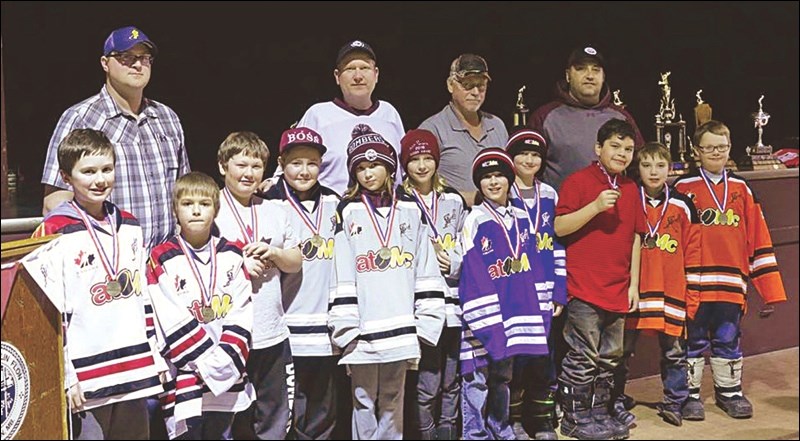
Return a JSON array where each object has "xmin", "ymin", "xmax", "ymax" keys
[{"xmin": 349, "ymin": 360, "xmax": 409, "ymax": 440}]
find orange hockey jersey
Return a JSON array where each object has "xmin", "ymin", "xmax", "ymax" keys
[
  {"xmin": 674, "ymin": 170, "xmax": 787, "ymax": 318},
  {"xmin": 626, "ymin": 188, "xmax": 701, "ymax": 336}
]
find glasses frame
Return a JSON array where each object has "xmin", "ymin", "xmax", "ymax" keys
[
  {"xmin": 109, "ymin": 52, "xmax": 155, "ymax": 67},
  {"xmin": 696, "ymin": 144, "xmax": 731, "ymax": 153}
]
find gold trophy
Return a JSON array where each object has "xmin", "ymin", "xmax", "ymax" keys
[
  {"xmin": 654, "ymin": 72, "xmax": 688, "ymax": 175},
  {"xmin": 513, "ymin": 85, "xmax": 529, "ymax": 127},
  {"xmin": 691, "ymin": 90, "xmax": 737, "ymax": 172},
  {"xmin": 613, "ymin": 89, "xmax": 625, "ymax": 108},
  {"xmin": 740, "ymin": 95, "xmax": 785, "ymax": 170}
]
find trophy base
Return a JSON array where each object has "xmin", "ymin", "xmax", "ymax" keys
[
  {"xmin": 668, "ymin": 161, "xmax": 691, "ymax": 176},
  {"xmin": 738, "ymin": 154, "xmax": 787, "ymax": 171}
]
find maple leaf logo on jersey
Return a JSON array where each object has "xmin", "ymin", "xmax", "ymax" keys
[
  {"xmin": 73, "ymin": 250, "xmax": 95, "ymax": 268},
  {"xmin": 174, "ymin": 275, "xmax": 187, "ymax": 291},
  {"xmin": 481, "ymin": 236, "xmax": 492, "ymax": 253}
]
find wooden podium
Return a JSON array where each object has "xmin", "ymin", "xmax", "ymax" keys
[{"xmin": 2, "ymin": 236, "xmax": 67, "ymax": 440}]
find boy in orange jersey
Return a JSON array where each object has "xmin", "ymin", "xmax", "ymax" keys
[
  {"xmin": 674, "ymin": 120, "xmax": 787, "ymax": 421},
  {"xmin": 612, "ymin": 142, "xmax": 701, "ymax": 428}
]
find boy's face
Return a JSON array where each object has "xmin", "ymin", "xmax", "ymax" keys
[
  {"xmin": 176, "ymin": 194, "xmax": 216, "ymax": 238},
  {"xmin": 512, "ymin": 150, "xmax": 542, "ymax": 182},
  {"xmin": 638, "ymin": 154, "xmax": 670, "ymax": 193},
  {"xmin": 479, "ymin": 171, "xmax": 509, "ymax": 206},
  {"xmin": 595, "ymin": 134, "xmax": 635, "ymax": 174},
  {"xmin": 405, "ymin": 153, "xmax": 437, "ymax": 186},
  {"xmin": 355, "ymin": 161, "xmax": 388, "ymax": 192},
  {"xmin": 280, "ymin": 146, "xmax": 322, "ymax": 194},
  {"xmin": 218, "ymin": 152, "xmax": 265, "ymax": 202},
  {"xmin": 61, "ymin": 153, "xmax": 115, "ymax": 209},
  {"xmin": 695, "ymin": 132, "xmax": 730, "ymax": 174}
]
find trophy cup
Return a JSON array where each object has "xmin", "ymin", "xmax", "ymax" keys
[
  {"xmin": 740, "ymin": 95, "xmax": 786, "ymax": 170},
  {"xmin": 513, "ymin": 85, "xmax": 529, "ymax": 127},
  {"xmin": 654, "ymin": 72, "xmax": 688, "ymax": 175},
  {"xmin": 690, "ymin": 90, "xmax": 737, "ymax": 172}
]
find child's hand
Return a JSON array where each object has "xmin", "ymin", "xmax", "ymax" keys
[
  {"xmin": 594, "ymin": 189, "xmax": 621, "ymax": 212},
  {"xmin": 627, "ymin": 286, "xmax": 639, "ymax": 313},
  {"xmin": 244, "ymin": 255, "xmax": 266, "ymax": 278},
  {"xmin": 552, "ymin": 302, "xmax": 564, "ymax": 317},
  {"xmin": 243, "ymin": 241, "xmax": 271, "ymax": 259},
  {"xmin": 435, "ymin": 247, "xmax": 451, "ymax": 274},
  {"xmin": 68, "ymin": 382, "xmax": 86, "ymax": 411}
]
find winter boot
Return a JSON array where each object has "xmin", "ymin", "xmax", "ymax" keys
[
  {"xmin": 656, "ymin": 402, "xmax": 683, "ymax": 426},
  {"xmin": 521, "ymin": 392, "xmax": 558, "ymax": 440},
  {"xmin": 593, "ymin": 377, "xmax": 630, "ymax": 439},
  {"xmin": 559, "ymin": 383, "xmax": 612, "ymax": 440},
  {"xmin": 682, "ymin": 357, "xmax": 706, "ymax": 421},
  {"xmin": 711, "ymin": 357, "xmax": 753, "ymax": 418}
]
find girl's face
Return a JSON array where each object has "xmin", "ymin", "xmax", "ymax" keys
[
  {"xmin": 405, "ymin": 153, "xmax": 437, "ymax": 187},
  {"xmin": 355, "ymin": 161, "xmax": 389, "ymax": 192},
  {"xmin": 480, "ymin": 171, "xmax": 509, "ymax": 206}
]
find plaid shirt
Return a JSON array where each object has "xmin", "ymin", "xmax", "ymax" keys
[{"xmin": 42, "ymin": 85, "xmax": 190, "ymax": 251}]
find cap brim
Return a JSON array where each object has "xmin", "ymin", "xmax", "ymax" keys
[
  {"xmin": 456, "ymin": 71, "xmax": 492, "ymax": 81},
  {"xmin": 281, "ymin": 142, "xmax": 327, "ymax": 156}
]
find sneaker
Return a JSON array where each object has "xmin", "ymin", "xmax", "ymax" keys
[
  {"xmin": 611, "ymin": 400, "xmax": 636, "ymax": 428},
  {"xmin": 620, "ymin": 393, "xmax": 637, "ymax": 410},
  {"xmin": 715, "ymin": 393, "xmax": 753, "ymax": 419},
  {"xmin": 681, "ymin": 397, "xmax": 705, "ymax": 421},
  {"xmin": 656, "ymin": 403, "xmax": 682, "ymax": 427}
]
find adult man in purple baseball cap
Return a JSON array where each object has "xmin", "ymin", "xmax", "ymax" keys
[{"xmin": 42, "ymin": 25, "xmax": 189, "ymax": 254}]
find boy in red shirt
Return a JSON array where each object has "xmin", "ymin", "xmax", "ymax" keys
[{"xmin": 554, "ymin": 119, "xmax": 645, "ymax": 440}]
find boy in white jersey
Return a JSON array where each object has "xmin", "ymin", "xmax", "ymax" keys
[
  {"xmin": 262, "ymin": 127, "xmax": 342, "ymax": 439},
  {"xmin": 215, "ymin": 131, "xmax": 303, "ymax": 440},
  {"xmin": 31, "ymin": 129, "xmax": 165, "ymax": 440},
  {"xmin": 148, "ymin": 172, "xmax": 255, "ymax": 439}
]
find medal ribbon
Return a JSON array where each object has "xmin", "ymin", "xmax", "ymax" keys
[
  {"xmin": 222, "ymin": 188, "xmax": 258, "ymax": 244},
  {"xmin": 483, "ymin": 201, "xmax": 522, "ymax": 260},
  {"xmin": 361, "ymin": 194, "xmax": 398, "ymax": 251},
  {"xmin": 176, "ymin": 236, "xmax": 217, "ymax": 306},
  {"xmin": 283, "ymin": 180, "xmax": 324, "ymax": 238},
  {"xmin": 640, "ymin": 185, "xmax": 670, "ymax": 239},
  {"xmin": 71, "ymin": 201, "xmax": 118, "ymax": 281},
  {"xmin": 699, "ymin": 168, "xmax": 728, "ymax": 214},
  {"xmin": 511, "ymin": 182, "xmax": 541, "ymax": 235},
  {"xmin": 596, "ymin": 162, "xmax": 619, "ymax": 190},
  {"xmin": 411, "ymin": 189, "xmax": 440, "ymax": 240}
]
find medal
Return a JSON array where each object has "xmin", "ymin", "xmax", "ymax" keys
[
  {"xmin": 483, "ymin": 201, "xmax": 524, "ymax": 269},
  {"xmin": 284, "ymin": 181, "xmax": 326, "ymax": 245},
  {"xmin": 70, "ymin": 201, "xmax": 120, "ymax": 292},
  {"xmin": 511, "ymin": 259, "xmax": 522, "ymax": 273},
  {"xmin": 511, "ymin": 181, "xmax": 541, "ymax": 236},
  {"xmin": 361, "ymin": 194, "xmax": 399, "ymax": 261},
  {"xmin": 106, "ymin": 280, "xmax": 122, "ymax": 297},
  {"xmin": 640, "ymin": 186, "xmax": 670, "ymax": 250},
  {"xmin": 176, "ymin": 236, "xmax": 218, "ymax": 323},
  {"xmin": 201, "ymin": 307, "xmax": 215, "ymax": 323},
  {"xmin": 411, "ymin": 189, "xmax": 440, "ymax": 241},
  {"xmin": 222, "ymin": 188, "xmax": 258, "ymax": 244},
  {"xmin": 699, "ymin": 168, "xmax": 729, "ymax": 226}
]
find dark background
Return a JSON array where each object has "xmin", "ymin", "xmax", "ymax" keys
[{"xmin": 2, "ymin": 1, "xmax": 798, "ymax": 216}]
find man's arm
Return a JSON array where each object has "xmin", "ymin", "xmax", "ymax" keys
[
  {"xmin": 43, "ymin": 185, "xmax": 73, "ymax": 215},
  {"xmin": 554, "ymin": 189, "xmax": 619, "ymax": 237}
]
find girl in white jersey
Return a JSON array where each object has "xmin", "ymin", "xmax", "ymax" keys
[
  {"xmin": 396, "ymin": 129, "xmax": 468, "ymax": 440},
  {"xmin": 330, "ymin": 126, "xmax": 444, "ymax": 440}
]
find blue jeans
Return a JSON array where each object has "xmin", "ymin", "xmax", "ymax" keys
[
  {"xmin": 559, "ymin": 298, "xmax": 624, "ymax": 387},
  {"xmin": 615, "ymin": 329, "xmax": 688, "ymax": 405},
  {"xmin": 410, "ymin": 327, "xmax": 461, "ymax": 437},
  {"xmin": 461, "ymin": 357, "xmax": 515, "ymax": 440},
  {"xmin": 687, "ymin": 302, "xmax": 743, "ymax": 360}
]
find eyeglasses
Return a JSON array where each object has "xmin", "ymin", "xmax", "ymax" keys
[
  {"xmin": 696, "ymin": 144, "xmax": 731, "ymax": 153},
  {"xmin": 109, "ymin": 53, "xmax": 154, "ymax": 67},
  {"xmin": 457, "ymin": 79, "xmax": 488, "ymax": 92}
]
